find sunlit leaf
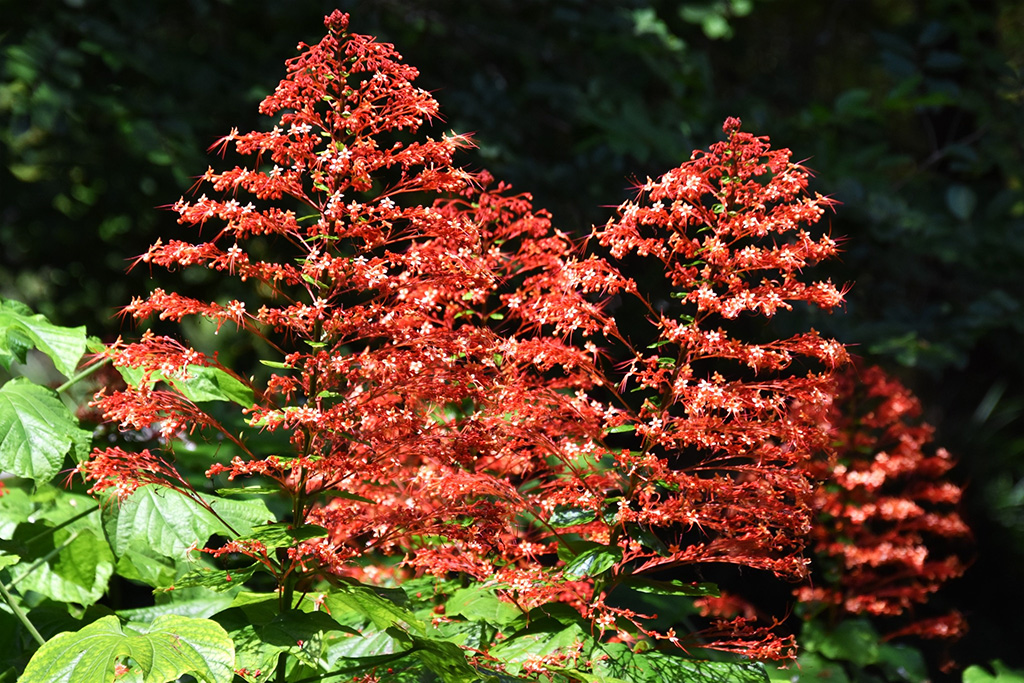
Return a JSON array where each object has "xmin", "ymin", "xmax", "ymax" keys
[
  {"xmin": 118, "ymin": 364, "xmax": 254, "ymax": 407},
  {"xmin": 0, "ymin": 297, "xmax": 88, "ymax": 378},
  {"xmin": 102, "ymin": 485, "xmax": 272, "ymax": 559},
  {"xmin": 445, "ymin": 586, "xmax": 521, "ymax": 625},
  {"xmin": 563, "ymin": 545, "xmax": 621, "ymax": 579},
  {"xmin": 239, "ymin": 522, "xmax": 328, "ymax": 551},
  {"xmin": 18, "ymin": 614, "xmax": 235, "ymax": 683},
  {"xmin": 489, "ymin": 623, "xmax": 590, "ymax": 675},
  {"xmin": 548, "ymin": 507, "xmax": 597, "ymax": 528},
  {"xmin": 0, "ymin": 379, "xmax": 91, "ymax": 483},
  {"xmin": 324, "ymin": 582, "xmax": 424, "ymax": 633}
]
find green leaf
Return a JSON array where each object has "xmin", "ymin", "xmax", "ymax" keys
[
  {"xmin": 0, "ymin": 485, "xmax": 34, "ymax": 539},
  {"xmin": 946, "ymin": 183, "xmax": 977, "ymax": 221},
  {"xmin": 118, "ymin": 364, "xmax": 254, "ymax": 407},
  {"xmin": 1, "ymin": 326, "xmax": 33, "ymax": 370},
  {"xmin": 235, "ymin": 522, "xmax": 328, "ymax": 551},
  {"xmin": 876, "ymin": 643, "xmax": 928, "ymax": 683},
  {"xmin": 217, "ymin": 601, "xmax": 357, "ymax": 677},
  {"xmin": 169, "ymin": 564, "xmax": 259, "ymax": 593},
  {"xmin": 963, "ymin": 660, "xmax": 1024, "ymax": 683},
  {"xmin": 0, "ymin": 485, "xmax": 101, "ymax": 578},
  {"xmin": 563, "ymin": 545, "xmax": 621, "ymax": 579},
  {"xmin": 445, "ymin": 586, "xmax": 522, "ymax": 626},
  {"xmin": 545, "ymin": 667, "xmax": 629, "ymax": 683},
  {"xmin": 621, "ymin": 577, "xmax": 720, "ymax": 598},
  {"xmin": 5, "ymin": 524, "xmax": 114, "ymax": 607},
  {"xmin": 548, "ymin": 507, "xmax": 597, "ymax": 528},
  {"xmin": 214, "ymin": 485, "xmax": 281, "ymax": 497},
  {"xmin": 224, "ymin": 591, "xmax": 281, "ymax": 624},
  {"xmin": 111, "ymin": 541, "xmax": 178, "ymax": 588},
  {"xmin": 119, "ymin": 589, "xmax": 237, "ymax": 623},
  {"xmin": 803, "ymin": 619, "xmax": 880, "ymax": 669},
  {"xmin": 596, "ymin": 643, "xmax": 769, "ymax": 683},
  {"xmin": 0, "ymin": 378, "xmax": 92, "ymax": 483},
  {"xmin": 102, "ymin": 485, "xmax": 272, "ymax": 559},
  {"xmin": 175, "ymin": 366, "xmax": 254, "ymax": 405},
  {"xmin": 325, "ymin": 582, "xmax": 424, "ymax": 633},
  {"xmin": 387, "ymin": 627, "xmax": 478, "ymax": 683},
  {"xmin": 18, "ymin": 614, "xmax": 235, "ymax": 683},
  {"xmin": 766, "ymin": 652, "xmax": 848, "ymax": 683},
  {"xmin": 605, "ymin": 424, "xmax": 635, "ymax": 434},
  {"xmin": 489, "ymin": 623, "xmax": 590, "ymax": 675},
  {"xmin": 322, "ymin": 628, "xmax": 403, "ymax": 665},
  {"xmin": 0, "ymin": 297, "xmax": 88, "ymax": 378},
  {"xmin": 301, "ymin": 273, "xmax": 327, "ymax": 287},
  {"xmin": 556, "ymin": 540, "xmax": 605, "ymax": 565},
  {"xmin": 432, "ymin": 619, "xmax": 496, "ymax": 652}
]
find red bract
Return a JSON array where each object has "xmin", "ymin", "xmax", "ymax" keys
[
  {"xmin": 798, "ymin": 364, "xmax": 970, "ymax": 639},
  {"xmin": 83, "ymin": 10, "xmax": 850, "ymax": 670}
]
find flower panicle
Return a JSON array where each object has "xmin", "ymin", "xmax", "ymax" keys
[
  {"xmin": 83, "ymin": 11, "xmax": 867, "ymax": 667},
  {"xmin": 799, "ymin": 364, "xmax": 971, "ymax": 640}
]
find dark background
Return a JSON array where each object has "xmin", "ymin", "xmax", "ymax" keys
[{"xmin": 2, "ymin": 0, "xmax": 1022, "ymax": 675}]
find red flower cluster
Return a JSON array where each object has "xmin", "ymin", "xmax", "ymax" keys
[
  {"xmin": 797, "ymin": 364, "xmax": 971, "ymax": 638},
  {"xmin": 77, "ymin": 10, "xmax": 965, "ymax": 669}
]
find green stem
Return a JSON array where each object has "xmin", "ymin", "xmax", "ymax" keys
[
  {"xmin": 0, "ymin": 577, "xmax": 45, "ymax": 646},
  {"xmin": 55, "ymin": 357, "xmax": 111, "ymax": 394},
  {"xmin": 275, "ymin": 650, "xmax": 289, "ymax": 683}
]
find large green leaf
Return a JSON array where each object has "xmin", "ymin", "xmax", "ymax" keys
[
  {"xmin": 563, "ymin": 545, "xmax": 622, "ymax": 579},
  {"xmin": 18, "ymin": 614, "xmax": 235, "ymax": 683},
  {"xmin": 0, "ymin": 486, "xmax": 33, "ymax": 539},
  {"xmin": 119, "ymin": 588, "xmax": 238, "ymax": 624},
  {"xmin": 387, "ymin": 627, "xmax": 478, "ymax": 683},
  {"xmin": 0, "ymin": 297, "xmax": 87, "ymax": 379},
  {"xmin": 325, "ymin": 582, "xmax": 424, "ymax": 633},
  {"xmin": 217, "ymin": 601, "xmax": 355, "ymax": 680},
  {"xmin": 112, "ymin": 541, "xmax": 178, "ymax": 588},
  {"xmin": 320, "ymin": 629, "xmax": 414, "ymax": 680},
  {"xmin": 489, "ymin": 623, "xmax": 591, "ymax": 675},
  {"xmin": 801, "ymin": 619, "xmax": 879, "ymax": 669},
  {"xmin": 766, "ymin": 652, "xmax": 848, "ymax": 683},
  {"xmin": 594, "ymin": 643, "xmax": 769, "ymax": 683},
  {"xmin": 0, "ymin": 379, "xmax": 92, "ymax": 483},
  {"xmin": 962, "ymin": 660, "xmax": 1024, "ymax": 683},
  {"xmin": 102, "ymin": 485, "xmax": 272, "ymax": 559},
  {"xmin": 118, "ymin": 364, "xmax": 254, "ymax": 407},
  {"xmin": 445, "ymin": 586, "xmax": 521, "ymax": 626},
  {"xmin": 6, "ymin": 523, "xmax": 114, "ymax": 607}
]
